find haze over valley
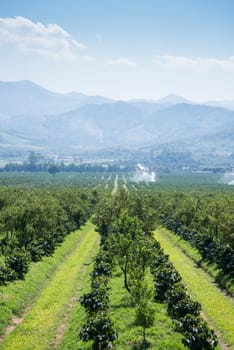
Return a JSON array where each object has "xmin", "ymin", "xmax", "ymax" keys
[{"xmin": 0, "ymin": 80, "xmax": 233, "ymax": 169}]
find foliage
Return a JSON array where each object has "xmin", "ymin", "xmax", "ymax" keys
[
  {"xmin": 135, "ymin": 301, "xmax": 155, "ymax": 344},
  {"xmin": 80, "ymin": 243, "xmax": 117, "ymax": 349},
  {"xmin": 153, "ymin": 264, "xmax": 182, "ymax": 302},
  {"xmin": 175, "ymin": 315, "xmax": 218, "ymax": 350},
  {"xmin": 5, "ymin": 248, "xmax": 31, "ymax": 280},
  {"xmin": 0, "ymin": 173, "xmax": 230, "ymax": 348},
  {"xmin": 162, "ymin": 217, "xmax": 234, "ymax": 278},
  {"xmin": 0, "ymin": 187, "xmax": 97, "ymax": 285},
  {"xmin": 151, "ymin": 240, "xmax": 218, "ymax": 349},
  {"xmin": 80, "ymin": 288, "xmax": 110, "ymax": 314},
  {"xmin": 80, "ymin": 312, "xmax": 118, "ymax": 349}
]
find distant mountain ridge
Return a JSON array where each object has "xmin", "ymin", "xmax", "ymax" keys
[
  {"xmin": 156, "ymin": 94, "xmax": 192, "ymax": 104},
  {"xmin": 0, "ymin": 80, "xmax": 233, "ymax": 158},
  {"xmin": 0, "ymin": 80, "xmax": 113, "ymax": 116},
  {"xmin": 206, "ymin": 100, "xmax": 234, "ymax": 111}
]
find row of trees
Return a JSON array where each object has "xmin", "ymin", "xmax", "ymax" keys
[
  {"xmin": 151, "ymin": 243, "xmax": 218, "ymax": 349},
  {"xmin": 148, "ymin": 190, "xmax": 234, "ymax": 248},
  {"xmin": 0, "ymin": 187, "xmax": 98, "ymax": 284},
  {"xmin": 2, "ymin": 162, "xmax": 132, "ymax": 174},
  {"xmin": 80, "ymin": 247, "xmax": 117, "ymax": 349},
  {"xmin": 92, "ymin": 190, "xmax": 218, "ymax": 348},
  {"xmin": 162, "ymin": 216, "xmax": 234, "ymax": 279},
  {"xmin": 93, "ymin": 192, "xmax": 157, "ymax": 347},
  {"xmin": 2, "ymin": 152, "xmax": 133, "ymax": 173},
  {"xmin": 138, "ymin": 189, "xmax": 234, "ymax": 283}
]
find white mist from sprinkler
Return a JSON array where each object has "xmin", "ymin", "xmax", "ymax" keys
[
  {"xmin": 132, "ymin": 163, "xmax": 156, "ymax": 183},
  {"xmin": 220, "ymin": 171, "xmax": 234, "ymax": 185}
]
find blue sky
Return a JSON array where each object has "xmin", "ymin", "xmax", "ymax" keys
[{"xmin": 0, "ymin": 0, "xmax": 234, "ymax": 100}]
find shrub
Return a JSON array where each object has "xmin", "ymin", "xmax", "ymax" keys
[
  {"xmin": 80, "ymin": 288, "xmax": 109, "ymax": 314},
  {"xmin": 0, "ymin": 266, "xmax": 17, "ymax": 285},
  {"xmin": 80, "ymin": 313, "xmax": 117, "ymax": 350},
  {"xmin": 5, "ymin": 248, "xmax": 31, "ymax": 280},
  {"xmin": 170, "ymin": 297, "xmax": 201, "ymax": 319},
  {"xmin": 154, "ymin": 266, "xmax": 181, "ymax": 301},
  {"xmin": 175, "ymin": 315, "xmax": 218, "ymax": 349}
]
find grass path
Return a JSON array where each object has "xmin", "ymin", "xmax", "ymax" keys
[
  {"xmin": 122, "ymin": 175, "xmax": 128, "ymax": 191},
  {"xmin": 57, "ymin": 266, "xmax": 93, "ymax": 349},
  {"xmin": 112, "ymin": 174, "xmax": 118, "ymax": 194},
  {"xmin": 154, "ymin": 227, "xmax": 234, "ymax": 350},
  {"xmin": 0, "ymin": 222, "xmax": 99, "ymax": 350}
]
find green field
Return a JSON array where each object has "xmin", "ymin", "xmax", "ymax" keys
[{"xmin": 0, "ymin": 171, "xmax": 233, "ymax": 349}]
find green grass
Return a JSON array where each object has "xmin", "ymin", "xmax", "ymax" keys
[
  {"xmin": 154, "ymin": 227, "xmax": 234, "ymax": 349},
  {"xmin": 0, "ymin": 222, "xmax": 99, "ymax": 350},
  {"xmin": 0, "ymin": 224, "xmax": 92, "ymax": 337},
  {"xmin": 57, "ymin": 264, "xmax": 93, "ymax": 350},
  {"xmin": 112, "ymin": 174, "xmax": 119, "ymax": 194},
  {"xmin": 109, "ymin": 270, "xmax": 186, "ymax": 350}
]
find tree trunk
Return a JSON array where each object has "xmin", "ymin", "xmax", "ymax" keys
[
  {"xmin": 143, "ymin": 327, "xmax": 146, "ymax": 344},
  {"xmin": 121, "ymin": 261, "xmax": 131, "ymax": 293}
]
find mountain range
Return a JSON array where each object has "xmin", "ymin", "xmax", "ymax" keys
[{"xmin": 0, "ymin": 80, "xmax": 233, "ymax": 164}]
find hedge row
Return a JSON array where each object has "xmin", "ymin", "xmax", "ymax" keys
[
  {"xmin": 162, "ymin": 216, "xmax": 234, "ymax": 278},
  {"xmin": 79, "ymin": 246, "xmax": 117, "ymax": 349},
  {"xmin": 151, "ymin": 241, "xmax": 218, "ymax": 350}
]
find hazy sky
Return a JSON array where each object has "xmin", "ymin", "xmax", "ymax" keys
[{"xmin": 1, "ymin": 0, "xmax": 234, "ymax": 101}]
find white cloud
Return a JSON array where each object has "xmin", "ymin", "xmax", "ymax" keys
[
  {"xmin": 0, "ymin": 16, "xmax": 87, "ymax": 60},
  {"xmin": 152, "ymin": 54, "xmax": 234, "ymax": 72},
  {"xmin": 107, "ymin": 57, "xmax": 138, "ymax": 67}
]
